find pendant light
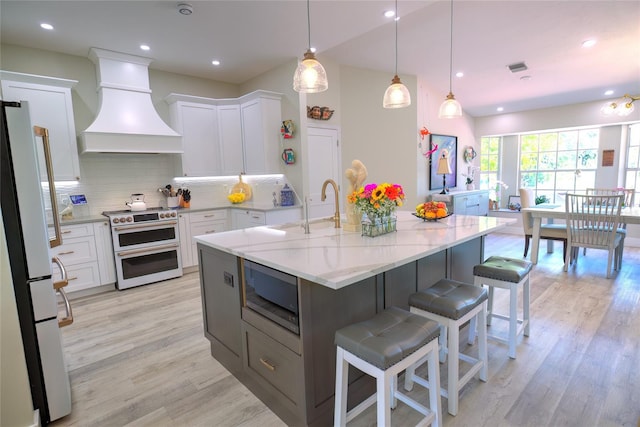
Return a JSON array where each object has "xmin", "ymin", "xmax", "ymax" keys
[
  {"xmin": 383, "ymin": 0, "xmax": 411, "ymax": 108},
  {"xmin": 293, "ymin": 0, "xmax": 328, "ymax": 93},
  {"xmin": 438, "ymin": 0, "xmax": 462, "ymax": 118}
]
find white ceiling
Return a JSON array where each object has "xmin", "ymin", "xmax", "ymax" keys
[{"xmin": 1, "ymin": 1, "xmax": 639, "ymax": 117}]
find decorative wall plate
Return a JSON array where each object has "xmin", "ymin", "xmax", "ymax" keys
[{"xmin": 307, "ymin": 106, "xmax": 334, "ymax": 120}]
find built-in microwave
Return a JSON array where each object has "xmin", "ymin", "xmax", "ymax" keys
[{"xmin": 244, "ymin": 260, "xmax": 299, "ymax": 335}]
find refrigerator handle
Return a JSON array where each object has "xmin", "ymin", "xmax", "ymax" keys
[
  {"xmin": 34, "ymin": 126, "xmax": 63, "ymax": 248},
  {"xmin": 52, "ymin": 256, "xmax": 74, "ymax": 327}
]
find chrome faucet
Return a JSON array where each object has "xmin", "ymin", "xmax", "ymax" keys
[{"xmin": 321, "ymin": 179, "xmax": 341, "ymax": 228}]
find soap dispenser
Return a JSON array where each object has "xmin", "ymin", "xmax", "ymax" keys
[{"xmin": 280, "ymin": 184, "xmax": 294, "ymax": 206}]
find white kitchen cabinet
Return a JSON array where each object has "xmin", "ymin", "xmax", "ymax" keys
[
  {"xmin": 165, "ymin": 90, "xmax": 282, "ymax": 176},
  {"xmin": 232, "ymin": 209, "xmax": 266, "ymax": 230},
  {"xmin": 166, "ymin": 96, "xmax": 221, "ymax": 177},
  {"xmin": 1, "ymin": 71, "xmax": 80, "ymax": 181},
  {"xmin": 179, "ymin": 210, "xmax": 229, "ymax": 268},
  {"xmin": 240, "ymin": 93, "xmax": 282, "ymax": 175},
  {"xmin": 430, "ymin": 189, "xmax": 490, "ymax": 216},
  {"xmin": 232, "ymin": 208, "xmax": 302, "ymax": 230},
  {"xmin": 217, "ymin": 104, "xmax": 244, "ymax": 175},
  {"xmin": 93, "ymin": 221, "xmax": 116, "ymax": 285},
  {"xmin": 51, "ymin": 224, "xmax": 100, "ymax": 293},
  {"xmin": 178, "ymin": 212, "xmax": 192, "ymax": 268}
]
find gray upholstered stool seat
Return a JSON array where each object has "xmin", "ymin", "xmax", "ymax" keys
[
  {"xmin": 407, "ymin": 279, "xmax": 488, "ymax": 416},
  {"xmin": 408, "ymin": 279, "xmax": 488, "ymax": 320},
  {"xmin": 473, "ymin": 256, "xmax": 533, "ymax": 359},
  {"xmin": 335, "ymin": 306, "xmax": 440, "ymax": 369},
  {"xmin": 473, "ymin": 256, "xmax": 533, "ymax": 283},
  {"xmin": 334, "ymin": 307, "xmax": 443, "ymax": 426}
]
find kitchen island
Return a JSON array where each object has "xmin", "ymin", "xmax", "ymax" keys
[{"xmin": 194, "ymin": 211, "xmax": 514, "ymax": 426}]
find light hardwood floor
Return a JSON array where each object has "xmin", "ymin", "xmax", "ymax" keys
[{"xmin": 50, "ymin": 233, "xmax": 640, "ymax": 427}]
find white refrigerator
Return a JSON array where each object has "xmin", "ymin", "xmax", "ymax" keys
[{"xmin": 1, "ymin": 100, "xmax": 72, "ymax": 424}]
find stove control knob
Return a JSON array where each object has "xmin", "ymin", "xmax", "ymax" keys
[
  {"xmin": 113, "ymin": 218, "xmax": 119, "ymax": 224},
  {"xmin": 159, "ymin": 213, "xmax": 165, "ymax": 218},
  {"xmin": 126, "ymin": 217, "xmax": 133, "ymax": 222},
  {"xmin": 170, "ymin": 212, "xmax": 177, "ymax": 217}
]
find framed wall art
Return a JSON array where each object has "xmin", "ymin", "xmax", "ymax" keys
[{"xmin": 429, "ymin": 134, "xmax": 457, "ymax": 191}]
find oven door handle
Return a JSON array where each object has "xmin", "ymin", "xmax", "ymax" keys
[
  {"xmin": 116, "ymin": 243, "xmax": 180, "ymax": 257},
  {"xmin": 114, "ymin": 220, "xmax": 178, "ymax": 231}
]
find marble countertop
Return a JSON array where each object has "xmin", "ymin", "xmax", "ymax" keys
[
  {"xmin": 194, "ymin": 211, "xmax": 515, "ymax": 290},
  {"xmin": 56, "ymin": 203, "xmax": 301, "ymax": 226}
]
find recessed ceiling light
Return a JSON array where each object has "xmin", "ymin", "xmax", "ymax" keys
[
  {"xmin": 455, "ymin": 72, "xmax": 464, "ymax": 78},
  {"xmin": 604, "ymin": 90, "xmax": 614, "ymax": 96},
  {"xmin": 40, "ymin": 23, "xmax": 54, "ymax": 30},
  {"xmin": 211, "ymin": 60, "xmax": 220, "ymax": 66},
  {"xmin": 140, "ymin": 45, "xmax": 150, "ymax": 51},
  {"xmin": 497, "ymin": 107, "xmax": 504, "ymax": 112},
  {"xmin": 582, "ymin": 39, "xmax": 596, "ymax": 48},
  {"xmin": 520, "ymin": 75, "xmax": 532, "ymax": 81},
  {"xmin": 384, "ymin": 10, "xmax": 395, "ymax": 18}
]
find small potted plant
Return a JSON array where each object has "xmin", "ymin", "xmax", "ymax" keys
[{"xmin": 535, "ymin": 195, "xmax": 549, "ymax": 205}]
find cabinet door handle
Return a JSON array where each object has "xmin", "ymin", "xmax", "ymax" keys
[
  {"xmin": 57, "ymin": 250, "xmax": 75, "ymax": 255},
  {"xmin": 259, "ymin": 358, "xmax": 276, "ymax": 371}
]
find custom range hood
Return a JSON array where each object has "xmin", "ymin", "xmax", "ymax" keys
[{"xmin": 80, "ymin": 48, "xmax": 182, "ymax": 154}]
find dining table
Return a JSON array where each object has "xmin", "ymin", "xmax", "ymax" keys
[{"xmin": 523, "ymin": 205, "xmax": 640, "ymax": 264}]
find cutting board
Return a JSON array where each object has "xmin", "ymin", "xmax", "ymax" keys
[{"xmin": 231, "ymin": 174, "xmax": 252, "ymax": 201}]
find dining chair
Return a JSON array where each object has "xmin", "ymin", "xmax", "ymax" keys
[
  {"xmin": 519, "ymin": 188, "xmax": 568, "ymax": 259},
  {"xmin": 564, "ymin": 193, "xmax": 624, "ymax": 278},
  {"xmin": 583, "ymin": 188, "xmax": 633, "ymax": 261}
]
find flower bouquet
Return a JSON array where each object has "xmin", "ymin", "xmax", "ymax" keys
[{"xmin": 348, "ymin": 182, "xmax": 405, "ymax": 237}]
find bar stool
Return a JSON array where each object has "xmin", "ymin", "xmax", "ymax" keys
[
  {"xmin": 473, "ymin": 256, "xmax": 533, "ymax": 359},
  {"xmin": 407, "ymin": 279, "xmax": 488, "ymax": 416},
  {"xmin": 334, "ymin": 306, "xmax": 442, "ymax": 427}
]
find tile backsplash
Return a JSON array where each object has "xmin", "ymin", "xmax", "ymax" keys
[{"xmin": 50, "ymin": 153, "xmax": 297, "ymax": 216}]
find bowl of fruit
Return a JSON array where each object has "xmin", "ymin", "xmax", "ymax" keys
[{"xmin": 413, "ymin": 201, "xmax": 451, "ymax": 221}]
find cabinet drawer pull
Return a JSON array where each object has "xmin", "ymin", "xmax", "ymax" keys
[
  {"xmin": 204, "ymin": 214, "xmax": 215, "ymax": 218},
  {"xmin": 251, "ymin": 215, "xmax": 261, "ymax": 219},
  {"xmin": 259, "ymin": 358, "xmax": 276, "ymax": 371},
  {"xmin": 68, "ymin": 276, "xmax": 78, "ymax": 281},
  {"xmin": 57, "ymin": 250, "xmax": 75, "ymax": 255},
  {"xmin": 61, "ymin": 230, "xmax": 72, "ymax": 234},
  {"xmin": 205, "ymin": 230, "xmax": 216, "ymax": 234}
]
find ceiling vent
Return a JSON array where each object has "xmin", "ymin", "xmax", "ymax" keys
[
  {"xmin": 508, "ymin": 62, "xmax": 528, "ymax": 73},
  {"xmin": 80, "ymin": 48, "xmax": 182, "ymax": 154}
]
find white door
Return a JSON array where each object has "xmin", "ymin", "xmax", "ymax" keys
[{"xmin": 306, "ymin": 126, "xmax": 341, "ymax": 219}]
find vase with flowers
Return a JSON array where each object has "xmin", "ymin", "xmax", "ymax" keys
[
  {"xmin": 463, "ymin": 165, "xmax": 478, "ymax": 190},
  {"xmin": 348, "ymin": 182, "xmax": 405, "ymax": 237}
]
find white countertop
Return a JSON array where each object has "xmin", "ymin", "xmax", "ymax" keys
[{"xmin": 194, "ymin": 211, "xmax": 515, "ymax": 290}]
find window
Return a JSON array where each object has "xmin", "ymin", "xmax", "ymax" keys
[
  {"xmin": 479, "ymin": 136, "xmax": 501, "ymax": 191},
  {"xmin": 624, "ymin": 123, "xmax": 640, "ymax": 205},
  {"xmin": 519, "ymin": 129, "xmax": 599, "ymax": 203}
]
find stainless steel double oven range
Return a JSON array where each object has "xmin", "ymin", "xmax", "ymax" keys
[{"xmin": 103, "ymin": 208, "xmax": 182, "ymax": 290}]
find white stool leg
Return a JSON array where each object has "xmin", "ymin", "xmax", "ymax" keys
[
  {"xmin": 478, "ymin": 302, "xmax": 488, "ymax": 381},
  {"xmin": 334, "ymin": 347, "xmax": 348, "ymax": 427},
  {"xmin": 427, "ymin": 345, "xmax": 443, "ymax": 427},
  {"xmin": 439, "ymin": 324, "xmax": 448, "ymax": 362},
  {"xmin": 486, "ymin": 285, "xmax": 495, "ymax": 326},
  {"xmin": 524, "ymin": 274, "xmax": 531, "ymax": 337},
  {"xmin": 378, "ymin": 372, "xmax": 391, "ymax": 426},
  {"xmin": 508, "ymin": 282, "xmax": 518, "ymax": 359},
  {"xmin": 447, "ymin": 318, "xmax": 460, "ymax": 416}
]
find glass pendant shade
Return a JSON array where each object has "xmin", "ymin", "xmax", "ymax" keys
[
  {"xmin": 383, "ymin": 75, "xmax": 411, "ymax": 108},
  {"xmin": 600, "ymin": 102, "xmax": 617, "ymax": 116},
  {"xmin": 618, "ymin": 101, "xmax": 635, "ymax": 116},
  {"xmin": 439, "ymin": 92, "xmax": 463, "ymax": 118},
  {"xmin": 293, "ymin": 50, "xmax": 328, "ymax": 93}
]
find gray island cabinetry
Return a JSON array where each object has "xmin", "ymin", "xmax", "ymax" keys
[{"xmin": 195, "ymin": 211, "xmax": 513, "ymax": 426}]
